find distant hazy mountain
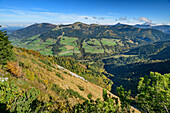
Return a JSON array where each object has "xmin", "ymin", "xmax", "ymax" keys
[
  {"xmin": 152, "ymin": 25, "xmax": 170, "ymax": 34},
  {"xmin": 113, "ymin": 22, "xmax": 126, "ymax": 26},
  {"xmin": 134, "ymin": 22, "xmax": 170, "ymax": 34},
  {"xmin": 0, "ymin": 26, "xmax": 23, "ymax": 34}
]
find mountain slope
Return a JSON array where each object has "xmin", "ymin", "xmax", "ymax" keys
[{"xmin": 1, "ymin": 47, "xmax": 108, "ymax": 102}]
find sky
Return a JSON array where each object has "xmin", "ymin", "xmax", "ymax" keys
[{"xmin": 0, "ymin": 0, "xmax": 170, "ymax": 27}]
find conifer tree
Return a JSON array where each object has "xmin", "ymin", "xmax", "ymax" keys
[
  {"xmin": 0, "ymin": 26, "xmax": 13, "ymax": 64},
  {"xmin": 137, "ymin": 72, "xmax": 170, "ymax": 113},
  {"xmin": 117, "ymin": 85, "xmax": 131, "ymax": 112}
]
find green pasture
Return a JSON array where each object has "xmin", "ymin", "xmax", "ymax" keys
[
  {"xmin": 86, "ymin": 39, "xmax": 101, "ymax": 46},
  {"xmin": 60, "ymin": 36, "xmax": 78, "ymax": 45},
  {"xmin": 100, "ymin": 38, "xmax": 118, "ymax": 46},
  {"xmin": 83, "ymin": 39, "xmax": 104, "ymax": 53}
]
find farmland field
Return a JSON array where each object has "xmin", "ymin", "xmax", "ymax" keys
[
  {"xmin": 60, "ymin": 36, "xmax": 78, "ymax": 45},
  {"xmin": 58, "ymin": 36, "xmax": 80, "ymax": 55},
  {"xmin": 100, "ymin": 38, "xmax": 118, "ymax": 46},
  {"xmin": 83, "ymin": 39, "xmax": 104, "ymax": 53}
]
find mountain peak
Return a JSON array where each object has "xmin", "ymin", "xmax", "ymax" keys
[
  {"xmin": 72, "ymin": 22, "xmax": 87, "ymax": 25},
  {"xmin": 32, "ymin": 23, "xmax": 56, "ymax": 27},
  {"xmin": 135, "ymin": 22, "xmax": 155, "ymax": 26},
  {"xmin": 114, "ymin": 23, "xmax": 126, "ymax": 26},
  {"xmin": 142, "ymin": 22, "xmax": 153, "ymax": 26}
]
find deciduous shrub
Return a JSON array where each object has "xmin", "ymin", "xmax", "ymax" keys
[{"xmin": 6, "ymin": 61, "xmax": 23, "ymax": 77}]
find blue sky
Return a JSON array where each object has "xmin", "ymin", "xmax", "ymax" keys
[{"xmin": 0, "ymin": 0, "xmax": 170, "ymax": 27}]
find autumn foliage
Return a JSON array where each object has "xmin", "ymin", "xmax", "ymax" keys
[{"xmin": 6, "ymin": 61, "xmax": 23, "ymax": 77}]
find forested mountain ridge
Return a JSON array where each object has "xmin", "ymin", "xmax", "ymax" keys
[
  {"xmin": 104, "ymin": 59, "xmax": 170, "ymax": 96},
  {"xmin": 124, "ymin": 40, "xmax": 170, "ymax": 60},
  {"xmin": 9, "ymin": 22, "xmax": 170, "ymax": 58},
  {"xmin": 103, "ymin": 40, "xmax": 170, "ymax": 96}
]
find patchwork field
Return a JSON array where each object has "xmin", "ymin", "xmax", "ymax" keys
[
  {"xmin": 100, "ymin": 38, "xmax": 118, "ymax": 46},
  {"xmin": 83, "ymin": 39, "xmax": 105, "ymax": 53},
  {"xmin": 11, "ymin": 36, "xmax": 124, "ymax": 56},
  {"xmin": 11, "ymin": 36, "xmax": 57, "ymax": 56},
  {"xmin": 60, "ymin": 36, "xmax": 78, "ymax": 45},
  {"xmin": 58, "ymin": 36, "xmax": 80, "ymax": 56}
]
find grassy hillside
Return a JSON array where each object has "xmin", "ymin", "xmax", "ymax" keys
[
  {"xmin": 1, "ymin": 47, "xmax": 113, "ymax": 100},
  {"xmin": 1, "ymin": 47, "xmax": 141, "ymax": 112}
]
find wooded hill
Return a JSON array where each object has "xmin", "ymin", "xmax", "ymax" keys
[
  {"xmin": 9, "ymin": 22, "xmax": 170, "ymax": 58},
  {"xmin": 103, "ymin": 40, "xmax": 170, "ymax": 96}
]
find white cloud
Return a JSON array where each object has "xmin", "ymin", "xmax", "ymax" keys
[
  {"xmin": 0, "ymin": 9, "xmax": 119, "ymax": 26},
  {"xmin": 119, "ymin": 17, "xmax": 127, "ymax": 21},
  {"xmin": 92, "ymin": 16, "xmax": 97, "ymax": 19},
  {"xmin": 98, "ymin": 17, "xmax": 105, "ymax": 20},
  {"xmin": 138, "ymin": 17, "xmax": 152, "ymax": 23},
  {"xmin": 1, "ymin": 8, "xmax": 166, "ymax": 26}
]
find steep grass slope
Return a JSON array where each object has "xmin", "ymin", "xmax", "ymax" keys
[{"xmin": 3, "ymin": 48, "xmax": 108, "ymax": 101}]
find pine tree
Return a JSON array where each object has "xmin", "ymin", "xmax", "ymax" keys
[
  {"xmin": 117, "ymin": 85, "xmax": 131, "ymax": 112},
  {"xmin": 0, "ymin": 26, "xmax": 13, "ymax": 64},
  {"xmin": 137, "ymin": 72, "xmax": 170, "ymax": 113}
]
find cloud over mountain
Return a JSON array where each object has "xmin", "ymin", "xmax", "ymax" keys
[{"xmin": 138, "ymin": 17, "xmax": 152, "ymax": 23}]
